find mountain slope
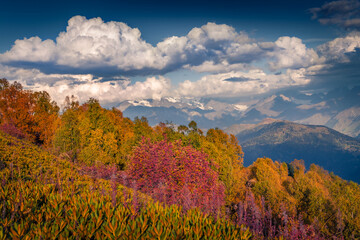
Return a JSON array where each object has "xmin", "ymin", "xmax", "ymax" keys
[{"xmin": 225, "ymin": 119, "xmax": 360, "ymax": 183}]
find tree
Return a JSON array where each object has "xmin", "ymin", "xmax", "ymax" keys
[
  {"xmin": 203, "ymin": 128, "xmax": 244, "ymax": 203},
  {"xmin": 249, "ymin": 158, "xmax": 296, "ymax": 214},
  {"xmin": 0, "ymin": 80, "xmax": 36, "ymax": 140},
  {"xmin": 177, "ymin": 125, "xmax": 189, "ymax": 134},
  {"xmin": 0, "ymin": 78, "xmax": 9, "ymax": 91},
  {"xmin": 0, "ymin": 79, "xmax": 59, "ymax": 144},
  {"xmin": 33, "ymin": 91, "xmax": 59, "ymax": 146},
  {"xmin": 188, "ymin": 120, "xmax": 198, "ymax": 131},
  {"xmin": 54, "ymin": 98, "xmax": 80, "ymax": 161},
  {"xmin": 133, "ymin": 116, "xmax": 154, "ymax": 143}
]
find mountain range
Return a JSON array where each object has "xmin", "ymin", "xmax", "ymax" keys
[
  {"xmin": 225, "ymin": 118, "xmax": 360, "ymax": 183},
  {"xmin": 118, "ymin": 86, "xmax": 360, "ymax": 138},
  {"xmin": 118, "ymin": 87, "xmax": 360, "ymax": 183}
]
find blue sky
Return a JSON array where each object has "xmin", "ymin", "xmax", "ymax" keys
[
  {"xmin": 0, "ymin": 0, "xmax": 359, "ymax": 105},
  {"xmin": 0, "ymin": 0, "xmax": 336, "ymax": 51}
]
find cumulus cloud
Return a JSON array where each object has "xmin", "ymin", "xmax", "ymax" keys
[
  {"xmin": 269, "ymin": 37, "xmax": 324, "ymax": 70},
  {"xmin": 310, "ymin": 0, "xmax": 360, "ymax": 29},
  {"xmin": 317, "ymin": 31, "xmax": 360, "ymax": 62},
  {"xmin": 1, "ymin": 37, "xmax": 57, "ymax": 62},
  {"xmin": 0, "ymin": 16, "xmax": 267, "ymax": 76},
  {"xmin": 1, "ymin": 16, "xmax": 164, "ymax": 74},
  {"xmin": 2, "ymin": 15, "xmax": 358, "ymax": 104},
  {"xmin": 1, "ymin": 16, "xmax": 328, "ymax": 80}
]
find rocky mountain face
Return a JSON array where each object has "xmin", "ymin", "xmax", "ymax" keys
[{"xmin": 225, "ymin": 119, "xmax": 360, "ymax": 183}]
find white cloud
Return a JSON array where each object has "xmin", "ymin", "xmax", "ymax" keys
[
  {"xmin": 0, "ymin": 63, "xmax": 104, "ymax": 86},
  {"xmin": 56, "ymin": 16, "xmax": 163, "ymax": 70},
  {"xmin": 318, "ymin": 31, "xmax": 360, "ymax": 62},
  {"xmin": 269, "ymin": 37, "xmax": 324, "ymax": 70},
  {"xmin": 188, "ymin": 22, "xmax": 241, "ymax": 42},
  {"xmin": 1, "ymin": 15, "xmax": 356, "ymax": 104},
  {"xmin": 32, "ymin": 76, "xmax": 171, "ymax": 106},
  {"xmin": 156, "ymin": 22, "xmax": 263, "ymax": 71},
  {"xmin": 0, "ymin": 63, "xmax": 171, "ymax": 106},
  {"xmin": 0, "ymin": 17, "xmax": 265, "ymax": 76},
  {"xmin": 176, "ymin": 67, "xmax": 319, "ymax": 98},
  {"xmin": 0, "ymin": 37, "xmax": 57, "ymax": 62},
  {"xmin": 1, "ymin": 16, "xmax": 163, "ymax": 72},
  {"xmin": 184, "ymin": 60, "xmax": 250, "ymax": 73}
]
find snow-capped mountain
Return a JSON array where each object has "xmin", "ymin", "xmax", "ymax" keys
[{"xmin": 118, "ymin": 86, "xmax": 360, "ymax": 138}]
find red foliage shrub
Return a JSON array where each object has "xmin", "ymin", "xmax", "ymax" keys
[{"xmin": 127, "ymin": 138, "xmax": 225, "ymax": 214}]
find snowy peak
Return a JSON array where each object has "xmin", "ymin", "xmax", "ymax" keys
[
  {"xmin": 128, "ymin": 100, "xmax": 152, "ymax": 107},
  {"xmin": 117, "ymin": 87, "xmax": 360, "ymax": 137}
]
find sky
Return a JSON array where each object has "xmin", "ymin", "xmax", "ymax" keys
[{"xmin": 0, "ymin": 0, "xmax": 360, "ymax": 106}]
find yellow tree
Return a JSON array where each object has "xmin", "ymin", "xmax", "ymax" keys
[
  {"xmin": 53, "ymin": 96, "xmax": 80, "ymax": 160},
  {"xmin": 202, "ymin": 128, "xmax": 244, "ymax": 204},
  {"xmin": 249, "ymin": 157, "xmax": 296, "ymax": 214}
]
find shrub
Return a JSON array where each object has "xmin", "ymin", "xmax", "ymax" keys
[{"xmin": 127, "ymin": 138, "xmax": 225, "ymax": 214}]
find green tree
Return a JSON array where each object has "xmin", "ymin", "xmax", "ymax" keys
[{"xmin": 54, "ymin": 97, "xmax": 80, "ymax": 161}]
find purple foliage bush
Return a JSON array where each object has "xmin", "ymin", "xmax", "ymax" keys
[
  {"xmin": 127, "ymin": 138, "xmax": 225, "ymax": 214},
  {"xmin": 236, "ymin": 191, "xmax": 324, "ymax": 239}
]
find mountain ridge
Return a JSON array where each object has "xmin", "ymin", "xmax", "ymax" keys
[
  {"xmin": 225, "ymin": 119, "xmax": 360, "ymax": 183},
  {"xmin": 119, "ymin": 87, "xmax": 360, "ymax": 138}
]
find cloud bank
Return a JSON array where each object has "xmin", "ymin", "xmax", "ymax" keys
[
  {"xmin": 0, "ymin": 16, "xmax": 263, "ymax": 76},
  {"xmin": 0, "ymin": 64, "xmax": 171, "ymax": 106},
  {"xmin": 0, "ymin": 15, "xmax": 360, "ymax": 105}
]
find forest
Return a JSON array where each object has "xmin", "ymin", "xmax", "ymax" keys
[{"xmin": 0, "ymin": 78, "xmax": 359, "ymax": 239}]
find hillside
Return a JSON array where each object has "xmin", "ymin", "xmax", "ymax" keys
[
  {"xmin": 226, "ymin": 119, "xmax": 360, "ymax": 183},
  {"xmin": 0, "ymin": 130, "xmax": 256, "ymax": 239},
  {"xmin": 1, "ymin": 79, "xmax": 360, "ymax": 239},
  {"xmin": 2, "ymin": 129, "xmax": 360, "ymax": 239}
]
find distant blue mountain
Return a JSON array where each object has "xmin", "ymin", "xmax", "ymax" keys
[{"xmin": 226, "ymin": 119, "xmax": 360, "ymax": 183}]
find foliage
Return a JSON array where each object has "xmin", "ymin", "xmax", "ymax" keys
[
  {"xmin": 244, "ymin": 157, "xmax": 360, "ymax": 239},
  {"xmin": 249, "ymin": 158, "xmax": 296, "ymax": 214},
  {"xmin": 0, "ymin": 79, "xmax": 59, "ymax": 146},
  {"xmin": 0, "ymin": 129, "xmax": 252, "ymax": 240},
  {"xmin": 54, "ymin": 98, "xmax": 135, "ymax": 168},
  {"xmin": 127, "ymin": 138, "xmax": 225, "ymax": 214},
  {"xmin": 236, "ymin": 191, "xmax": 323, "ymax": 239},
  {"xmin": 0, "ymin": 79, "xmax": 359, "ymax": 239},
  {"xmin": 202, "ymin": 128, "xmax": 244, "ymax": 203},
  {"xmin": 53, "ymin": 100, "xmax": 80, "ymax": 161}
]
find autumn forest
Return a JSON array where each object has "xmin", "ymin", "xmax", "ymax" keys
[{"xmin": 0, "ymin": 78, "xmax": 360, "ymax": 239}]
